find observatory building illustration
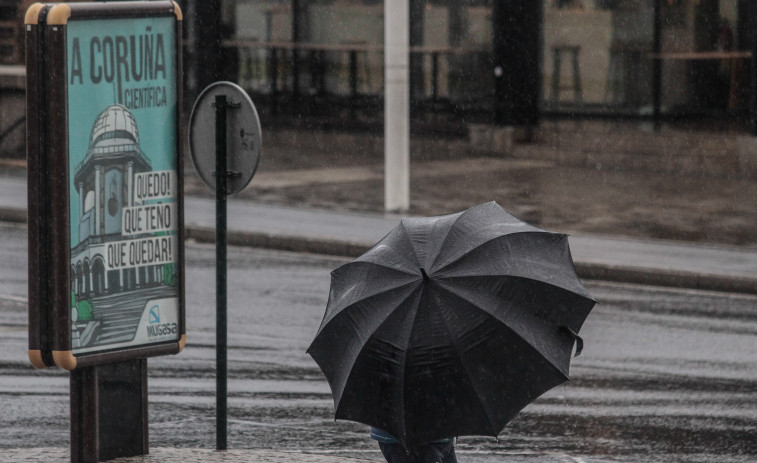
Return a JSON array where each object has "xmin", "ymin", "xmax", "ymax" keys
[{"xmin": 70, "ymin": 104, "xmax": 177, "ymax": 349}]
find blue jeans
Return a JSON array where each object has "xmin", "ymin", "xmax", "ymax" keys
[{"xmin": 378, "ymin": 440, "xmax": 458, "ymax": 463}]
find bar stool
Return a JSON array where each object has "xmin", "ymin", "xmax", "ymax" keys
[{"xmin": 550, "ymin": 45, "xmax": 583, "ymax": 103}]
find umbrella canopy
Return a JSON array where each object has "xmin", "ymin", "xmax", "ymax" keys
[{"xmin": 307, "ymin": 201, "xmax": 595, "ymax": 449}]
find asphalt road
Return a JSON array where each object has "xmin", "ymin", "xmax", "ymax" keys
[{"xmin": 0, "ymin": 223, "xmax": 756, "ymax": 462}]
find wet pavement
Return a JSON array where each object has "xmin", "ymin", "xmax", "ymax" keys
[
  {"xmin": 1, "ymin": 227, "xmax": 755, "ymax": 463},
  {"xmin": 2, "ymin": 119, "xmax": 757, "ymax": 461},
  {"xmin": 0, "ymin": 447, "xmax": 598, "ymax": 462}
]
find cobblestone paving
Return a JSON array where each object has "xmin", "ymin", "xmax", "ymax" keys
[
  {"xmin": 2, "ymin": 448, "xmax": 590, "ymax": 462},
  {"xmin": 2, "ymin": 448, "xmax": 374, "ymax": 463}
]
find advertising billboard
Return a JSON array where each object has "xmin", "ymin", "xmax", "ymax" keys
[{"xmin": 26, "ymin": 1, "xmax": 185, "ymax": 370}]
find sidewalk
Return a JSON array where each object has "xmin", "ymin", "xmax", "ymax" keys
[
  {"xmin": 3, "ymin": 172, "xmax": 757, "ymax": 295},
  {"xmin": 2, "ymin": 448, "xmax": 373, "ymax": 463},
  {"xmin": 3, "ymin": 447, "xmax": 593, "ymax": 462}
]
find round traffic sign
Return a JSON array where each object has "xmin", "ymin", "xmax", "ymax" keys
[{"xmin": 188, "ymin": 81, "xmax": 262, "ymax": 195}]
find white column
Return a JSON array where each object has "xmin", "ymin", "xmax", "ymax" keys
[
  {"xmin": 95, "ymin": 166, "xmax": 102, "ymax": 234},
  {"xmin": 384, "ymin": 0, "xmax": 410, "ymax": 212},
  {"xmin": 127, "ymin": 161, "xmax": 134, "ymax": 207},
  {"xmin": 78, "ymin": 181, "xmax": 84, "ymax": 220}
]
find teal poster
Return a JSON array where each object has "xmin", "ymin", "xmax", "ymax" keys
[{"xmin": 66, "ymin": 17, "xmax": 180, "ymax": 354}]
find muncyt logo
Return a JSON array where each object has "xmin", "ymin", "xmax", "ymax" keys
[
  {"xmin": 146, "ymin": 303, "xmax": 177, "ymax": 338},
  {"xmin": 149, "ymin": 305, "xmax": 160, "ymax": 324}
]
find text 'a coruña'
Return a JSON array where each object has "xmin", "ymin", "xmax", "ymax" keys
[{"xmin": 69, "ymin": 29, "xmax": 170, "ymax": 110}]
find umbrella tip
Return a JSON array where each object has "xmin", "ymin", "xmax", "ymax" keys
[{"xmin": 420, "ymin": 268, "xmax": 430, "ymax": 281}]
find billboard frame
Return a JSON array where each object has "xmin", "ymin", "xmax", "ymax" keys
[{"xmin": 26, "ymin": 1, "xmax": 186, "ymax": 371}]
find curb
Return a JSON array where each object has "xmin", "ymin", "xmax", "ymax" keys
[
  {"xmin": 0, "ymin": 207, "xmax": 26, "ymax": 224},
  {"xmin": 574, "ymin": 262, "xmax": 757, "ymax": 296},
  {"xmin": 185, "ymin": 225, "xmax": 757, "ymax": 296},
  {"xmin": 4, "ymin": 206, "xmax": 756, "ymax": 296},
  {"xmin": 185, "ymin": 226, "xmax": 371, "ymax": 258}
]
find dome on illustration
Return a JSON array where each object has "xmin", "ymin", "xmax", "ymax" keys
[{"xmin": 89, "ymin": 104, "xmax": 140, "ymax": 149}]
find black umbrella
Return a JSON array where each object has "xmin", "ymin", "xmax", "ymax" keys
[{"xmin": 307, "ymin": 201, "xmax": 595, "ymax": 449}]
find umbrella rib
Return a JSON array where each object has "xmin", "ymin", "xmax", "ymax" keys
[
  {"xmin": 339, "ymin": 258, "xmax": 419, "ymax": 279},
  {"xmin": 397, "ymin": 222, "xmax": 424, "ymax": 269},
  {"xmin": 433, "ymin": 292, "xmax": 500, "ymax": 438},
  {"xmin": 432, "ymin": 232, "xmax": 594, "ymax": 301},
  {"xmin": 440, "ymin": 273, "xmax": 595, "ymax": 303},
  {"xmin": 436, "ymin": 281, "xmax": 572, "ymax": 380},
  {"xmin": 333, "ymin": 285, "xmax": 423, "ymax": 415},
  {"xmin": 392, "ymin": 220, "xmax": 423, "ymax": 268},
  {"xmin": 398, "ymin": 291, "xmax": 420, "ymax": 445},
  {"xmin": 431, "ymin": 230, "xmax": 564, "ymax": 274},
  {"xmin": 426, "ymin": 207, "xmax": 468, "ymax": 272},
  {"xmin": 318, "ymin": 278, "xmax": 420, "ymax": 338}
]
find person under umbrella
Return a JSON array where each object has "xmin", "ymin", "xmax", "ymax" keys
[
  {"xmin": 308, "ymin": 202, "xmax": 595, "ymax": 456},
  {"xmin": 370, "ymin": 427, "xmax": 457, "ymax": 463}
]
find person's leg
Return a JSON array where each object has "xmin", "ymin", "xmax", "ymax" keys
[
  {"xmin": 378, "ymin": 442, "xmax": 414, "ymax": 463},
  {"xmin": 378, "ymin": 440, "xmax": 456, "ymax": 463},
  {"xmin": 412, "ymin": 442, "xmax": 449, "ymax": 463},
  {"xmin": 441, "ymin": 440, "xmax": 458, "ymax": 463}
]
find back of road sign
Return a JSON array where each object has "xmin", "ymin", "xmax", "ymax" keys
[{"xmin": 188, "ymin": 81, "xmax": 262, "ymax": 195}]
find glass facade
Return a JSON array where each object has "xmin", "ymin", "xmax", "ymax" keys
[
  {"xmin": 546, "ymin": 0, "xmax": 742, "ymax": 115},
  {"xmin": 209, "ymin": 0, "xmax": 749, "ymax": 122},
  {"xmin": 220, "ymin": 0, "xmax": 501, "ymax": 121}
]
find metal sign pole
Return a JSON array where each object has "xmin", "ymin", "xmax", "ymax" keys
[
  {"xmin": 189, "ymin": 81, "xmax": 261, "ymax": 450},
  {"xmin": 215, "ymin": 94, "xmax": 229, "ymax": 451}
]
